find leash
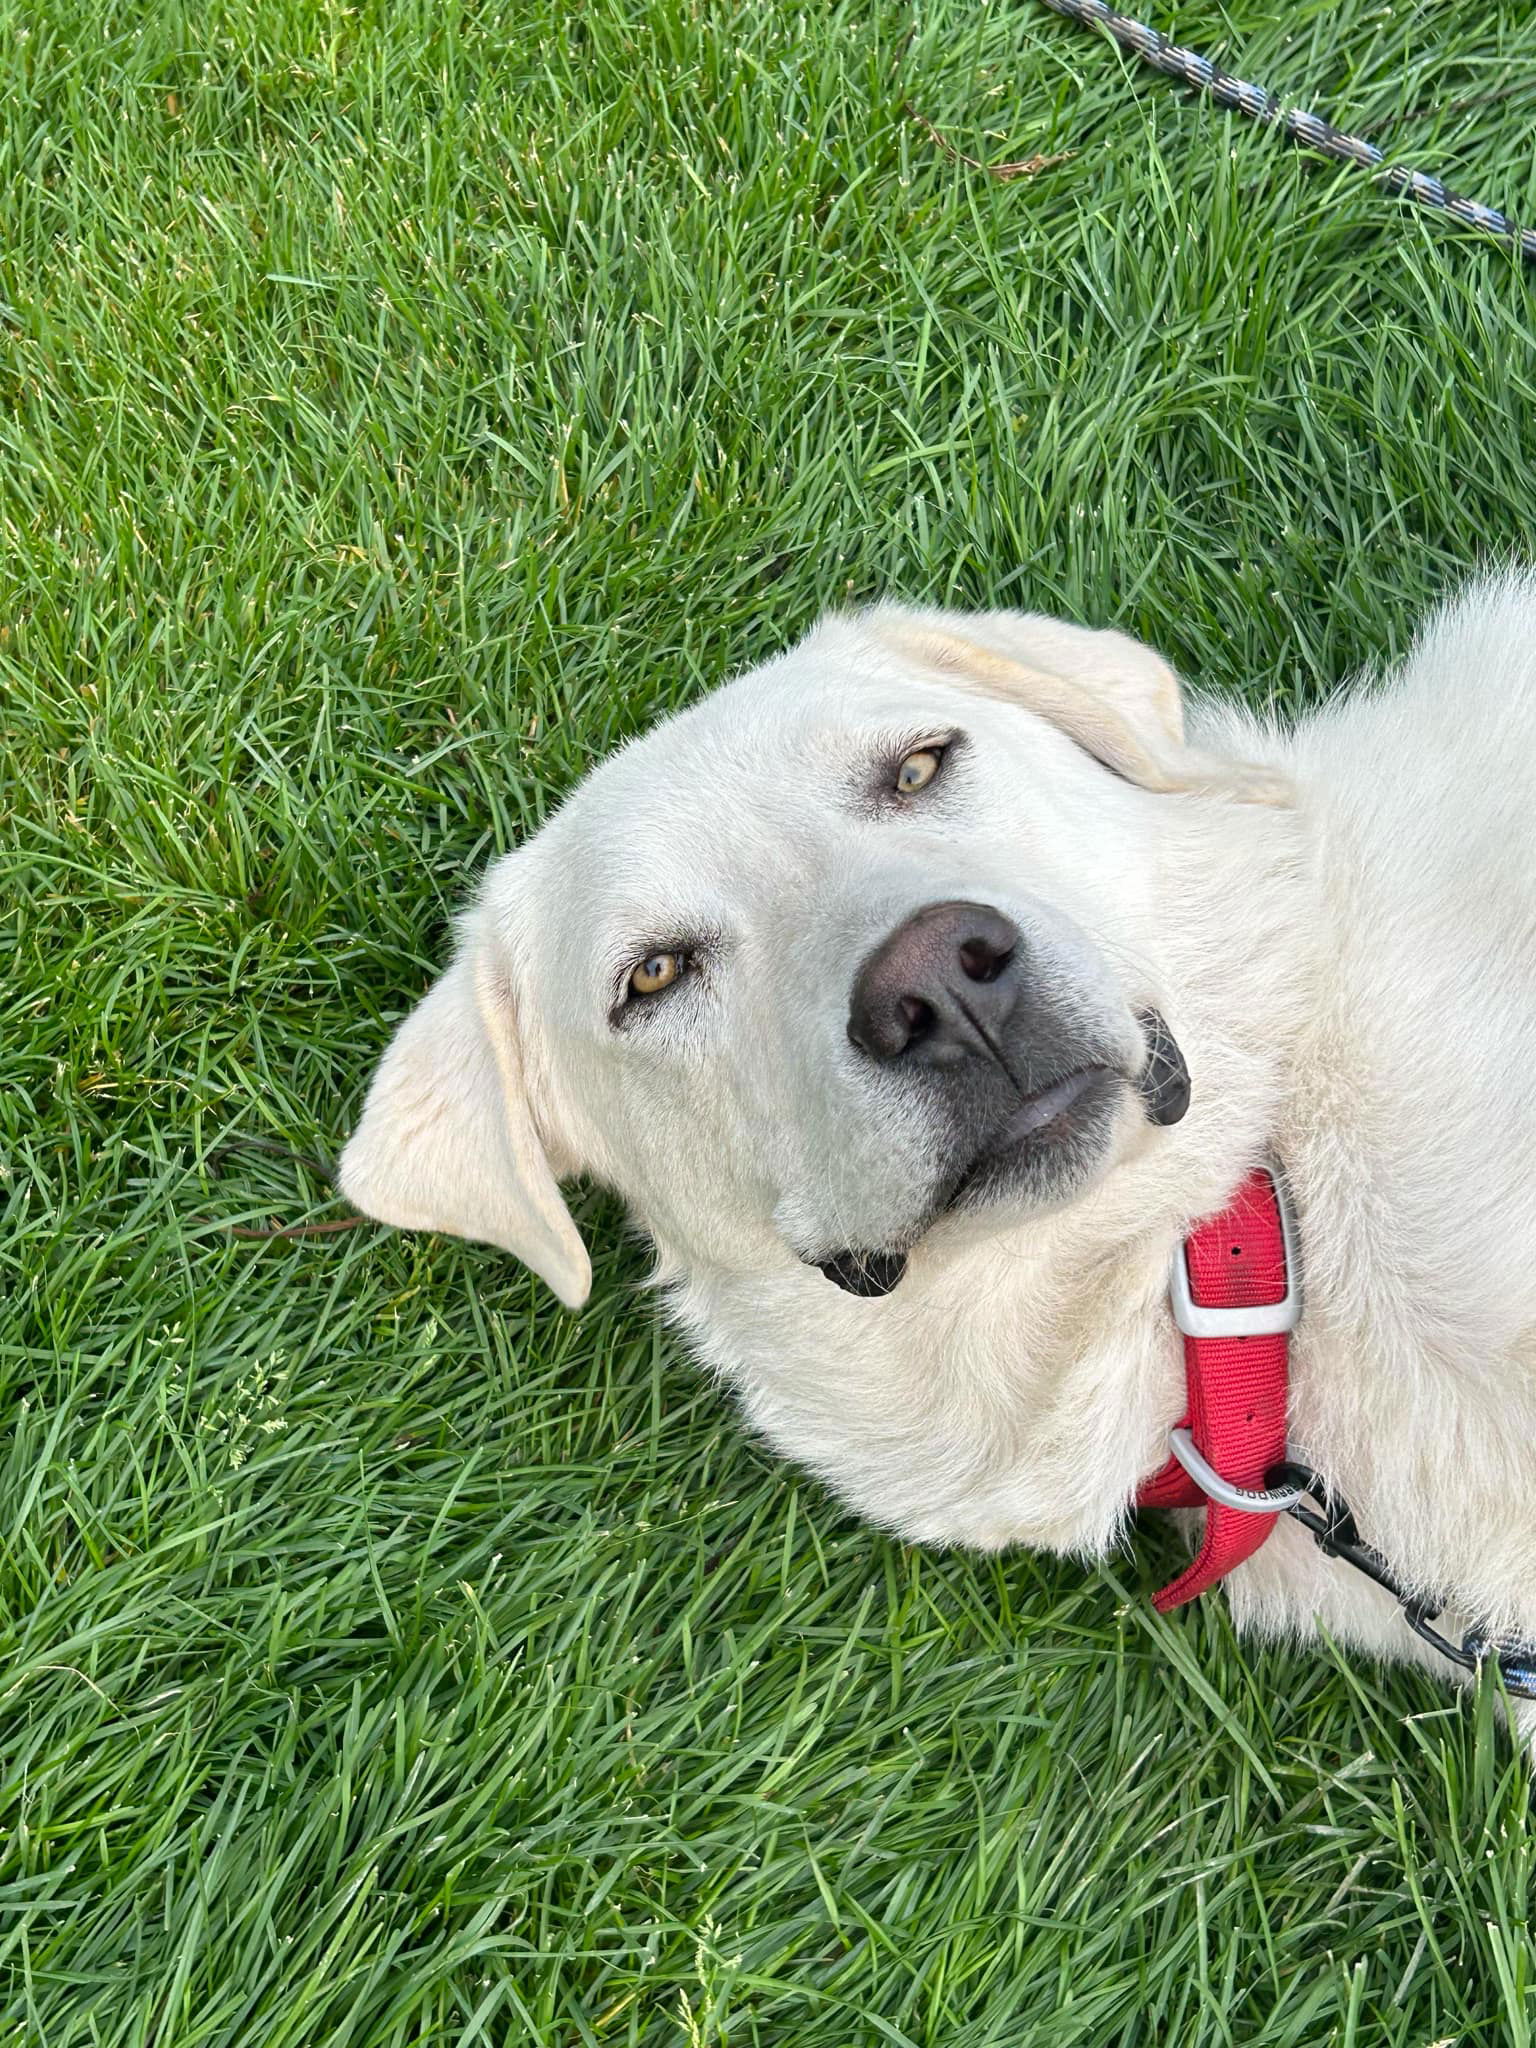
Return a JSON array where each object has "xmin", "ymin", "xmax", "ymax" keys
[
  {"xmin": 1033, "ymin": 0, "xmax": 1536, "ymax": 264},
  {"xmin": 1269, "ymin": 1461, "xmax": 1536, "ymax": 1700},
  {"xmin": 1144, "ymin": 1165, "xmax": 1536, "ymax": 1702}
]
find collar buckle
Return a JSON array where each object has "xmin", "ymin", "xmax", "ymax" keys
[{"xmin": 1167, "ymin": 1163, "xmax": 1301, "ymax": 1338}]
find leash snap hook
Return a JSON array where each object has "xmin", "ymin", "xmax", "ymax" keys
[{"xmin": 1268, "ymin": 1462, "xmax": 1536, "ymax": 1702}]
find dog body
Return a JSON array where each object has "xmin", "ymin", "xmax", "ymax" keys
[{"xmin": 342, "ymin": 574, "xmax": 1536, "ymax": 1732}]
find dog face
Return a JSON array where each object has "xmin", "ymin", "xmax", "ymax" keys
[{"xmin": 340, "ymin": 607, "xmax": 1286, "ymax": 1308}]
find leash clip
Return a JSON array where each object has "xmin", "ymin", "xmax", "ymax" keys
[{"xmin": 1269, "ymin": 1461, "xmax": 1536, "ymax": 1703}]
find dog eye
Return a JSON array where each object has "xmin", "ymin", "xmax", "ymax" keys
[
  {"xmin": 894, "ymin": 746, "xmax": 944, "ymax": 793},
  {"xmin": 629, "ymin": 950, "xmax": 685, "ymax": 997}
]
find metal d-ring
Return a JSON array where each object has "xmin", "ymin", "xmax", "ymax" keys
[{"xmin": 1167, "ymin": 1428, "xmax": 1307, "ymax": 1514}]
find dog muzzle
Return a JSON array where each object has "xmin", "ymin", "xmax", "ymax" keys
[{"xmin": 811, "ymin": 1010, "xmax": 1191, "ymax": 1296}]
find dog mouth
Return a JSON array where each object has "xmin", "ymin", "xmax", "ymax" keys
[
  {"xmin": 810, "ymin": 1064, "xmax": 1121, "ymax": 1299},
  {"xmin": 938, "ymin": 1063, "xmax": 1123, "ymax": 1215},
  {"xmin": 973, "ymin": 1064, "xmax": 1111, "ymax": 1149},
  {"xmin": 809, "ymin": 1010, "xmax": 1190, "ymax": 1297}
]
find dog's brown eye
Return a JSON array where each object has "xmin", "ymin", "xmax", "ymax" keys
[
  {"xmin": 630, "ymin": 951, "xmax": 683, "ymax": 996},
  {"xmin": 895, "ymin": 747, "xmax": 943, "ymax": 793}
]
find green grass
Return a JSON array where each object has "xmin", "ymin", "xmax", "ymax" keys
[{"xmin": 3, "ymin": 0, "xmax": 1536, "ymax": 2040}]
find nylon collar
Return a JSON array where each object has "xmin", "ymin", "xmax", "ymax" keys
[
  {"xmin": 1135, "ymin": 1166, "xmax": 1298, "ymax": 1610},
  {"xmin": 1134, "ymin": 1168, "xmax": 1536, "ymax": 1698}
]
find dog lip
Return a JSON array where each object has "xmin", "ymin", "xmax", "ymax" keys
[
  {"xmin": 938, "ymin": 1063, "xmax": 1122, "ymax": 1214},
  {"xmin": 993, "ymin": 1065, "xmax": 1112, "ymax": 1142}
]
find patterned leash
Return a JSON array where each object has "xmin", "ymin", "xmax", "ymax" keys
[{"xmin": 1035, "ymin": 0, "xmax": 1536, "ymax": 263}]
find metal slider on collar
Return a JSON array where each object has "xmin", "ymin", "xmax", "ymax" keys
[{"xmin": 1166, "ymin": 1164, "xmax": 1301, "ymax": 1341}]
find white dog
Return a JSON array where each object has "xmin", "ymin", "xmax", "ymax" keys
[{"xmin": 340, "ymin": 572, "xmax": 1536, "ymax": 1736}]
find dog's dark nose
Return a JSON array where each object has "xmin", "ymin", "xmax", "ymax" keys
[{"xmin": 848, "ymin": 901, "xmax": 1021, "ymax": 1063}]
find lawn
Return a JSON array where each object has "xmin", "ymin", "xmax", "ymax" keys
[{"xmin": 3, "ymin": 0, "xmax": 1536, "ymax": 2041}]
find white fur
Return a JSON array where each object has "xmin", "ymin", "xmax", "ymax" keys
[{"xmin": 341, "ymin": 573, "xmax": 1536, "ymax": 1745}]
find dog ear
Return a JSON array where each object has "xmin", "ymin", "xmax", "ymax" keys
[
  {"xmin": 339, "ymin": 944, "xmax": 591, "ymax": 1309},
  {"xmin": 865, "ymin": 607, "xmax": 1291, "ymax": 806}
]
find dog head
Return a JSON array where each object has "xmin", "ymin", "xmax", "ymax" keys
[{"xmin": 339, "ymin": 606, "xmax": 1288, "ymax": 1311}]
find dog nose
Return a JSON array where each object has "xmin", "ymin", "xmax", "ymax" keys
[{"xmin": 847, "ymin": 901, "xmax": 1021, "ymax": 1063}]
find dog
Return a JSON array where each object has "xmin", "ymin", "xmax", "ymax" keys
[{"xmin": 340, "ymin": 571, "xmax": 1536, "ymax": 1740}]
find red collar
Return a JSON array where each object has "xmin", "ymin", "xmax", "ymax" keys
[{"xmin": 1135, "ymin": 1165, "xmax": 1300, "ymax": 1611}]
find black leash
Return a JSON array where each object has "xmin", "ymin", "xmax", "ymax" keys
[
  {"xmin": 1268, "ymin": 1461, "xmax": 1536, "ymax": 1702},
  {"xmin": 1034, "ymin": 0, "xmax": 1536, "ymax": 264}
]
